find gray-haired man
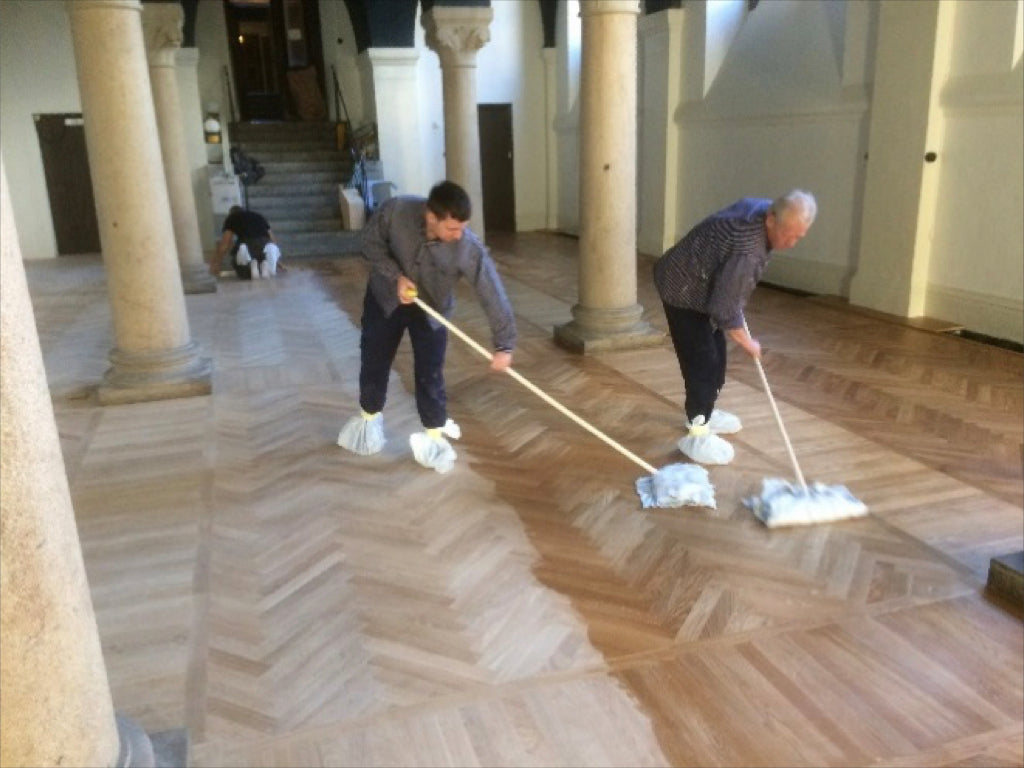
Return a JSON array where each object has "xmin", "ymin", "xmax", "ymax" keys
[{"xmin": 653, "ymin": 190, "xmax": 817, "ymax": 465}]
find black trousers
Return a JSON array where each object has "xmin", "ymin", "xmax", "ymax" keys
[
  {"xmin": 358, "ymin": 287, "xmax": 448, "ymax": 428},
  {"xmin": 662, "ymin": 303, "xmax": 726, "ymax": 423}
]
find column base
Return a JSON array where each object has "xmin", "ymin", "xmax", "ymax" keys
[
  {"xmin": 554, "ymin": 302, "xmax": 665, "ymax": 353},
  {"xmin": 181, "ymin": 264, "xmax": 217, "ymax": 294},
  {"xmin": 115, "ymin": 714, "xmax": 190, "ymax": 768},
  {"xmin": 97, "ymin": 342, "xmax": 212, "ymax": 405},
  {"xmin": 553, "ymin": 319, "xmax": 665, "ymax": 354}
]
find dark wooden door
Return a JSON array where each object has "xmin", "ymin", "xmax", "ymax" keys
[
  {"xmin": 224, "ymin": 0, "xmax": 325, "ymax": 122},
  {"xmin": 224, "ymin": 0, "xmax": 284, "ymax": 120},
  {"xmin": 34, "ymin": 113, "xmax": 101, "ymax": 255},
  {"xmin": 478, "ymin": 104, "xmax": 516, "ymax": 232}
]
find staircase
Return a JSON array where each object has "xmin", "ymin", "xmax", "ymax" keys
[{"xmin": 228, "ymin": 121, "xmax": 362, "ymax": 257}]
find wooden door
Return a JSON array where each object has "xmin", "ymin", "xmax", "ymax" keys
[
  {"xmin": 34, "ymin": 113, "xmax": 101, "ymax": 255},
  {"xmin": 224, "ymin": 0, "xmax": 284, "ymax": 121},
  {"xmin": 223, "ymin": 0, "xmax": 326, "ymax": 122},
  {"xmin": 478, "ymin": 104, "xmax": 516, "ymax": 232}
]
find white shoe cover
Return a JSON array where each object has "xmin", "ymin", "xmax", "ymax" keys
[
  {"xmin": 441, "ymin": 418, "xmax": 461, "ymax": 440},
  {"xmin": 678, "ymin": 416, "xmax": 734, "ymax": 465},
  {"xmin": 337, "ymin": 413, "xmax": 385, "ymax": 455},
  {"xmin": 685, "ymin": 409, "xmax": 742, "ymax": 435},
  {"xmin": 409, "ymin": 432, "xmax": 457, "ymax": 474}
]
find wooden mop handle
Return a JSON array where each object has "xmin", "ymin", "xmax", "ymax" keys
[
  {"xmin": 744, "ymin": 320, "xmax": 808, "ymax": 491},
  {"xmin": 412, "ymin": 296, "xmax": 658, "ymax": 475}
]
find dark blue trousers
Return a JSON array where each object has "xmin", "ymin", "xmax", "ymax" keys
[
  {"xmin": 662, "ymin": 303, "xmax": 726, "ymax": 423},
  {"xmin": 359, "ymin": 287, "xmax": 448, "ymax": 429}
]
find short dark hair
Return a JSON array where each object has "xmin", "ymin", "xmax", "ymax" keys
[{"xmin": 426, "ymin": 180, "xmax": 471, "ymax": 222}]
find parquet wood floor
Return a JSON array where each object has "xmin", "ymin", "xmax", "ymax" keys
[{"xmin": 26, "ymin": 232, "xmax": 1022, "ymax": 768}]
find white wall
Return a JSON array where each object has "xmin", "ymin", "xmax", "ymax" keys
[
  {"xmin": 476, "ymin": 0, "xmax": 548, "ymax": 231},
  {"xmin": 318, "ymin": 0, "xmax": 365, "ymax": 128},
  {"xmin": 925, "ymin": 0, "xmax": 1024, "ymax": 341},
  {"xmin": 0, "ymin": 1, "xmax": 81, "ymax": 260},
  {"xmin": 414, "ymin": 6, "xmax": 446, "ymax": 194},
  {"xmin": 671, "ymin": 0, "xmax": 870, "ymax": 296},
  {"xmin": 554, "ymin": 0, "xmax": 582, "ymax": 235}
]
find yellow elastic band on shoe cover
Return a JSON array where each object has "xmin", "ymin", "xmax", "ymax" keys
[
  {"xmin": 361, "ymin": 410, "xmax": 379, "ymax": 420},
  {"xmin": 426, "ymin": 427, "xmax": 442, "ymax": 440},
  {"xmin": 688, "ymin": 422, "xmax": 710, "ymax": 437}
]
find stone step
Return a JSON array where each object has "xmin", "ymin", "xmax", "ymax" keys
[
  {"xmin": 245, "ymin": 192, "xmax": 338, "ymax": 209},
  {"xmin": 276, "ymin": 229, "xmax": 363, "ymax": 257},
  {"xmin": 257, "ymin": 159, "xmax": 349, "ymax": 175},
  {"xmin": 227, "ymin": 120, "xmax": 355, "ymax": 253},
  {"xmin": 261, "ymin": 203, "xmax": 340, "ymax": 222},
  {"xmin": 237, "ymin": 148, "xmax": 347, "ymax": 163},
  {"xmin": 248, "ymin": 181, "xmax": 340, "ymax": 197},
  {"xmin": 230, "ymin": 120, "xmax": 336, "ymax": 141},
  {"xmin": 272, "ymin": 216, "xmax": 345, "ymax": 233}
]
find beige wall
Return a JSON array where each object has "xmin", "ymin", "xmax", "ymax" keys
[{"xmin": 0, "ymin": 1, "xmax": 81, "ymax": 260}]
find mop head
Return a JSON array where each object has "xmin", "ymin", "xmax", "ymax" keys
[
  {"xmin": 409, "ymin": 430, "xmax": 457, "ymax": 474},
  {"xmin": 744, "ymin": 477, "xmax": 868, "ymax": 528},
  {"xmin": 636, "ymin": 463, "xmax": 716, "ymax": 509},
  {"xmin": 337, "ymin": 411, "xmax": 385, "ymax": 455}
]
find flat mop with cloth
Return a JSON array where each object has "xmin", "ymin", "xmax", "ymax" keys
[
  {"xmin": 742, "ymin": 321, "xmax": 867, "ymax": 527},
  {"xmin": 411, "ymin": 296, "xmax": 715, "ymax": 510}
]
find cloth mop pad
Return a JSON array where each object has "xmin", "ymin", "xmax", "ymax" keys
[
  {"xmin": 409, "ymin": 428, "xmax": 457, "ymax": 474},
  {"xmin": 678, "ymin": 416, "xmax": 735, "ymax": 465},
  {"xmin": 743, "ymin": 477, "xmax": 868, "ymax": 528},
  {"xmin": 337, "ymin": 411, "xmax": 385, "ymax": 455},
  {"xmin": 636, "ymin": 462, "xmax": 716, "ymax": 509},
  {"xmin": 685, "ymin": 409, "xmax": 742, "ymax": 435}
]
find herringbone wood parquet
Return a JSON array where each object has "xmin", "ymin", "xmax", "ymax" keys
[{"xmin": 27, "ymin": 233, "xmax": 1022, "ymax": 768}]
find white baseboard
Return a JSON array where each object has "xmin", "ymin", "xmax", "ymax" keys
[
  {"xmin": 761, "ymin": 255, "xmax": 849, "ymax": 297},
  {"xmin": 927, "ymin": 283, "xmax": 1023, "ymax": 345}
]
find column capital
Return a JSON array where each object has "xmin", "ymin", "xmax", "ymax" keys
[
  {"xmin": 579, "ymin": 0, "xmax": 641, "ymax": 18},
  {"xmin": 142, "ymin": 1, "xmax": 183, "ymax": 68},
  {"xmin": 422, "ymin": 5, "xmax": 493, "ymax": 67}
]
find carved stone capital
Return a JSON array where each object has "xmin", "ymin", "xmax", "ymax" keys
[
  {"xmin": 422, "ymin": 5, "xmax": 493, "ymax": 67},
  {"xmin": 141, "ymin": 2, "xmax": 183, "ymax": 68}
]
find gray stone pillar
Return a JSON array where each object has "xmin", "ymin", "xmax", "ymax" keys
[
  {"xmin": 554, "ymin": 0, "xmax": 662, "ymax": 354},
  {"xmin": 362, "ymin": 47, "xmax": 423, "ymax": 197},
  {"xmin": 175, "ymin": 48, "xmax": 217, "ymax": 252},
  {"xmin": 0, "ymin": 158, "xmax": 121, "ymax": 768},
  {"xmin": 422, "ymin": 5, "xmax": 492, "ymax": 239},
  {"xmin": 68, "ymin": 0, "xmax": 211, "ymax": 405},
  {"xmin": 143, "ymin": 2, "xmax": 215, "ymax": 294}
]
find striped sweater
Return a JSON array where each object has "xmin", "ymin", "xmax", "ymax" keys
[{"xmin": 653, "ymin": 198, "xmax": 773, "ymax": 330}]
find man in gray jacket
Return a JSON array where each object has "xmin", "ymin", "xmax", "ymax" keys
[{"xmin": 337, "ymin": 180, "xmax": 517, "ymax": 473}]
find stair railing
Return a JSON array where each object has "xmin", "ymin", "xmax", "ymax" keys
[{"xmin": 331, "ymin": 65, "xmax": 352, "ymax": 150}]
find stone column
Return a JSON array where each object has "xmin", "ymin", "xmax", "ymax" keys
[
  {"xmin": 0, "ymin": 158, "xmax": 122, "ymax": 768},
  {"xmin": 143, "ymin": 2, "xmax": 215, "ymax": 294},
  {"xmin": 554, "ymin": 0, "xmax": 662, "ymax": 354},
  {"xmin": 176, "ymin": 47, "xmax": 217, "ymax": 253},
  {"xmin": 362, "ymin": 47, "xmax": 423, "ymax": 197},
  {"xmin": 422, "ymin": 5, "xmax": 492, "ymax": 239},
  {"xmin": 68, "ymin": 0, "xmax": 211, "ymax": 405}
]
